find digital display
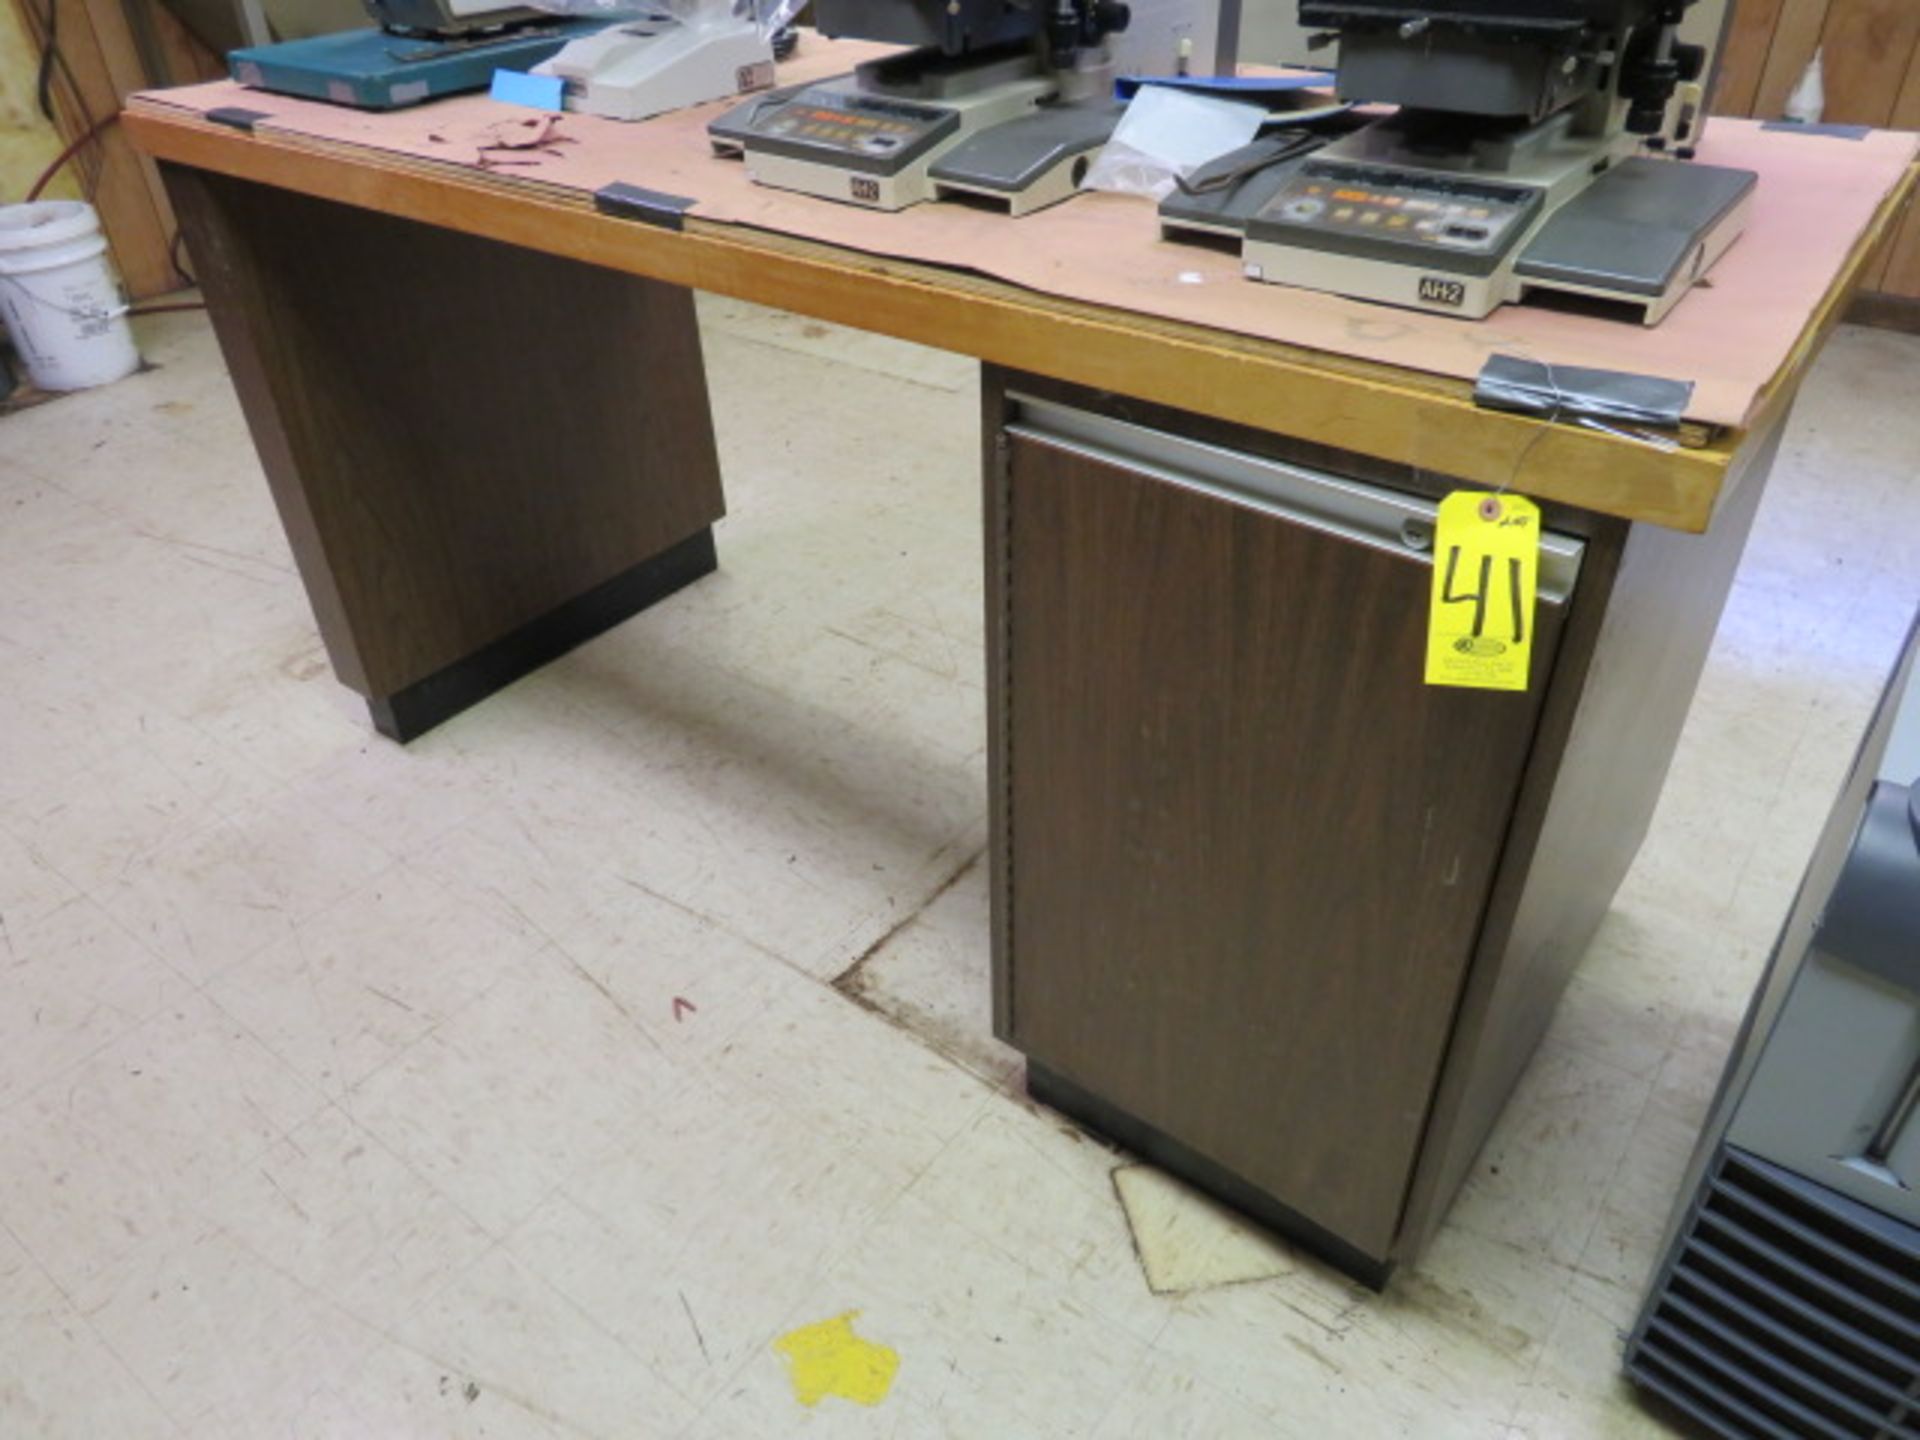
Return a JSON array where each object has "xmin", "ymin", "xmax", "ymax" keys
[
  {"xmin": 1263, "ymin": 167, "xmax": 1532, "ymax": 255},
  {"xmin": 760, "ymin": 90, "xmax": 944, "ymax": 157}
]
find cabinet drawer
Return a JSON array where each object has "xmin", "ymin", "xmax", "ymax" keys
[{"xmin": 997, "ymin": 397, "xmax": 1582, "ymax": 1259}]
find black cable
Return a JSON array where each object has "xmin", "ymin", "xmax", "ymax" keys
[
  {"xmin": 1173, "ymin": 131, "xmax": 1324, "ymax": 197},
  {"xmin": 27, "ymin": 0, "xmax": 110, "ymax": 202},
  {"xmin": 35, "ymin": 0, "xmax": 60, "ymax": 122}
]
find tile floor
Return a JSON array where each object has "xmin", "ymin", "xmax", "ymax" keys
[{"xmin": 0, "ymin": 298, "xmax": 1916, "ymax": 1439}]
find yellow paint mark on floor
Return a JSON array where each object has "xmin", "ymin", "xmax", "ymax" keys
[{"xmin": 773, "ymin": 1311, "xmax": 900, "ymax": 1408}]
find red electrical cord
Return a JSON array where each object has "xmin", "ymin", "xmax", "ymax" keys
[{"xmin": 24, "ymin": 111, "xmax": 119, "ymax": 203}]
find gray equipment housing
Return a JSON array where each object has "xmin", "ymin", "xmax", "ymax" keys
[
  {"xmin": 1515, "ymin": 155, "xmax": 1756, "ymax": 298},
  {"xmin": 929, "ymin": 102, "xmax": 1123, "ymax": 196},
  {"xmin": 812, "ymin": 0, "xmax": 1038, "ymax": 55},
  {"xmin": 1335, "ymin": 28, "xmax": 1600, "ymax": 120},
  {"xmin": 1298, "ymin": 0, "xmax": 1686, "ymax": 125},
  {"xmin": 1625, "ymin": 612, "xmax": 1920, "ymax": 1439}
]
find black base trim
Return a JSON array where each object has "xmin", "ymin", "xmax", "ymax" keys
[
  {"xmin": 367, "ymin": 526, "xmax": 717, "ymax": 742},
  {"xmin": 1025, "ymin": 1060, "xmax": 1396, "ymax": 1291}
]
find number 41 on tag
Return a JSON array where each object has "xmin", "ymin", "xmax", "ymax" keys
[{"xmin": 1425, "ymin": 491, "xmax": 1540, "ymax": 692}]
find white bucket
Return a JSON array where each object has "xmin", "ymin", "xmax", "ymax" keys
[{"xmin": 0, "ymin": 201, "xmax": 142, "ymax": 392}]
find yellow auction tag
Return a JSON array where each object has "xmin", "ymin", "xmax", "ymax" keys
[{"xmin": 1425, "ymin": 491, "xmax": 1539, "ymax": 692}]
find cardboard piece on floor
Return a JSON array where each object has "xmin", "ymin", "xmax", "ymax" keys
[
  {"xmin": 143, "ymin": 43, "xmax": 1919, "ymax": 428},
  {"xmin": 1112, "ymin": 1163, "xmax": 1297, "ymax": 1293}
]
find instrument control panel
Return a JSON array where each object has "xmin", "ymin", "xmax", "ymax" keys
[
  {"xmin": 1250, "ymin": 161, "xmax": 1543, "ymax": 273},
  {"xmin": 744, "ymin": 85, "xmax": 958, "ymax": 174}
]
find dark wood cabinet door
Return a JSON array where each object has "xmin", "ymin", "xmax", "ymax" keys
[{"xmin": 1000, "ymin": 424, "xmax": 1572, "ymax": 1258}]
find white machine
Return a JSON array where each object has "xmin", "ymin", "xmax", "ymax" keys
[
  {"xmin": 1213, "ymin": 0, "xmax": 1758, "ymax": 324},
  {"xmin": 711, "ymin": 0, "xmax": 1219, "ymax": 213},
  {"xmin": 535, "ymin": 6, "xmax": 774, "ymax": 121}
]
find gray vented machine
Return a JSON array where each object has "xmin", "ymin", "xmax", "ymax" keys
[{"xmin": 1626, "ymin": 612, "xmax": 1920, "ymax": 1439}]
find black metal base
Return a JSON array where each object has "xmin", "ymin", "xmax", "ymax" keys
[
  {"xmin": 367, "ymin": 526, "xmax": 718, "ymax": 742},
  {"xmin": 1025, "ymin": 1060, "xmax": 1396, "ymax": 1291}
]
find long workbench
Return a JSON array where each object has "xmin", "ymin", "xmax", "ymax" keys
[{"xmin": 127, "ymin": 62, "xmax": 1916, "ymax": 1284}]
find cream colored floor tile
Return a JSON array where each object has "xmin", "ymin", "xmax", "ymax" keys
[
  {"xmin": 207, "ymin": 862, "xmax": 542, "ymax": 1097},
  {"xmin": 0, "ymin": 991, "xmax": 327, "ymax": 1308},
  {"xmin": 97, "ymin": 586, "xmax": 328, "ymax": 743},
  {"xmin": 828, "ymin": 597, "xmax": 987, "ymax": 692},
  {"xmin": 694, "ymin": 320, "xmax": 978, "ymax": 545},
  {"xmin": 907, "ymin": 1103, "xmax": 1170, "ymax": 1342},
  {"xmin": 299, "ymin": 731, "xmax": 497, "ymax": 856},
  {"xmin": 0, "ymin": 823, "xmax": 83, "ymax": 932},
  {"xmin": 1641, "ymin": 1010, "xmax": 1744, "ymax": 1139},
  {"xmin": 1443, "ymin": 1043, "xmax": 1653, "ymax": 1273},
  {"xmin": 0, "ymin": 1087, "xmax": 205, "ymax": 1313},
  {"xmin": 200, "ymin": 1103, "xmax": 493, "ymax": 1331},
  {"xmin": 1404, "ymin": 1217, "xmax": 1574, "ymax": 1368},
  {"xmin": 409, "ymin": 692, "xmax": 734, "ymax": 952},
  {"xmin": 537, "ymin": 865, "xmax": 789, "ymax": 1063},
  {"xmin": 1504, "ymin": 1273, "xmax": 1670, "ymax": 1440},
  {"xmin": 4, "ymin": 741, "xmax": 227, "ymax": 897},
  {"xmin": 59, "ymin": 428, "xmax": 295, "ymax": 578},
  {"xmin": 2, "ymin": 323, "xmax": 235, "ymax": 486},
  {"xmin": 0, "ymin": 462, "xmax": 120, "ymax": 563},
  {"xmin": 0, "ymin": 499, "xmax": 297, "ymax": 712},
  {"xmin": 1140, "ymin": 1094, "xmax": 1600, "ymax": 1436},
  {"xmin": 0, "ymin": 1224, "xmax": 182, "ymax": 1439},
  {"xmin": 696, "ymin": 1189, "xmax": 1150, "ymax": 1439},
  {"xmin": 1539, "ymin": 901, "xmax": 1758, "ymax": 1082},
  {"xmin": 416, "ymin": 798, "xmax": 627, "ymax": 950},
  {"xmin": 0, "ymin": 650, "xmax": 165, "ymax": 814},
  {"xmin": 507, "ymin": 1070, "xmax": 915, "ymax": 1408},
  {"xmin": 623, "ymin": 750, "xmax": 986, "ymax": 982},
  {"xmin": 702, "ymin": 949, "xmax": 996, "ymax": 1176},
  {"xmin": 611, "ymin": 519, "xmax": 977, "ymax": 691},
  {"xmin": 0, "ymin": 896, "xmax": 190, "ymax": 1112},
  {"xmin": 695, "ymin": 293, "xmax": 977, "ymax": 394},
  {"xmin": 96, "ymin": 792, "xmax": 394, "ymax": 985},
  {"xmin": 1085, "ymin": 1355, "xmax": 1287, "ymax": 1440},
  {"xmin": 119, "ymin": 709, "xmax": 288, "ymax": 818},
  {"xmin": 392, "ymin": 1245, "xmax": 701, "ymax": 1440},
  {"xmin": 701, "ymin": 621, "xmax": 986, "ymax": 767},
  {"xmin": 83, "ymin": 1223, "xmax": 378, "ymax": 1428},
  {"xmin": 262, "ymin": 1335, "xmax": 575, "ymax": 1440},
  {"xmin": 533, "ymin": 623, "xmax": 988, "ymax": 980},
  {"xmin": 174, "ymin": 663, "xmax": 371, "ymax": 790},
  {"xmin": 840, "ymin": 854, "xmax": 1020, "ymax": 1088},
  {"xmin": 1150, "ymin": 1266, "xmax": 1523, "ymax": 1440},
  {"xmin": 1568, "ymin": 1098, "xmax": 1701, "ymax": 1300},
  {"xmin": 343, "ymin": 946, "xmax": 686, "ymax": 1236}
]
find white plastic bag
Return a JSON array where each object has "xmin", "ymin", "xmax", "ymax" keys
[
  {"xmin": 1080, "ymin": 85, "xmax": 1268, "ymax": 201},
  {"xmin": 1783, "ymin": 47, "xmax": 1825, "ymax": 125}
]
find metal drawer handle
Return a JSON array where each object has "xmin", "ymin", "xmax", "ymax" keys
[{"xmin": 1005, "ymin": 395, "xmax": 1584, "ymax": 605}]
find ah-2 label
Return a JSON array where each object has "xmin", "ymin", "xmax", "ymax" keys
[{"xmin": 1418, "ymin": 276, "xmax": 1466, "ymax": 308}]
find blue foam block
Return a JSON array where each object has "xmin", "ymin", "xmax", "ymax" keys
[{"xmin": 490, "ymin": 68, "xmax": 565, "ymax": 110}]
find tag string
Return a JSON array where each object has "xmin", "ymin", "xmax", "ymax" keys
[{"xmin": 1496, "ymin": 351, "xmax": 1679, "ymax": 495}]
